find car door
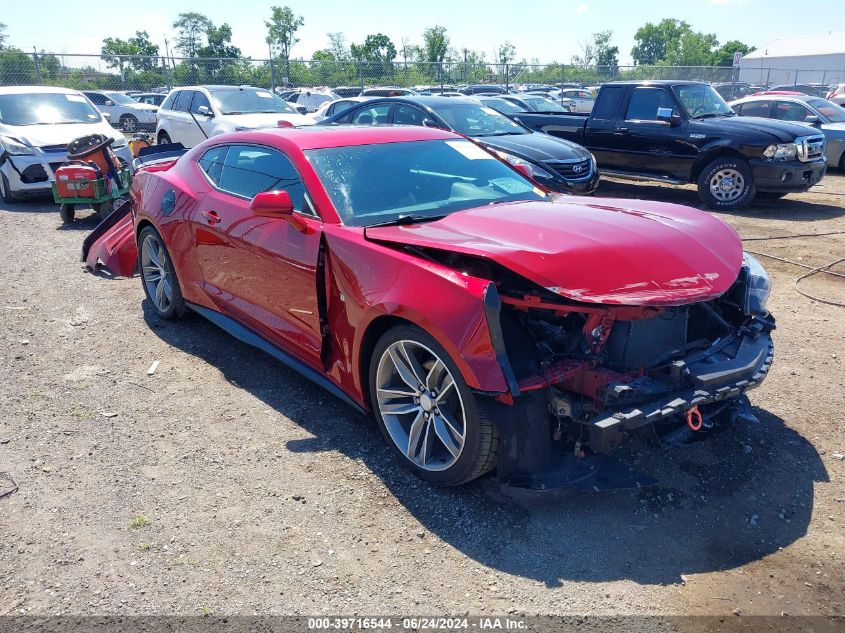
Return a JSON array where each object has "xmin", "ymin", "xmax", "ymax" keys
[
  {"xmin": 609, "ymin": 86, "xmax": 694, "ymax": 177},
  {"xmin": 170, "ymin": 90, "xmax": 196, "ymax": 146},
  {"xmin": 584, "ymin": 84, "xmax": 628, "ymax": 169},
  {"xmin": 187, "ymin": 91, "xmax": 214, "ymax": 147},
  {"xmin": 193, "ymin": 143, "xmax": 324, "ymax": 365}
]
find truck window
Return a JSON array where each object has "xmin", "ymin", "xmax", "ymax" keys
[
  {"xmin": 625, "ymin": 88, "xmax": 676, "ymax": 121},
  {"xmin": 591, "ymin": 86, "xmax": 626, "ymax": 120}
]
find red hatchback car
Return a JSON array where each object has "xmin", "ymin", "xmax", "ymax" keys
[{"xmin": 114, "ymin": 125, "xmax": 775, "ymax": 490}]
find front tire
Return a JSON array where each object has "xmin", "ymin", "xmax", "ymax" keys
[
  {"xmin": 369, "ymin": 325, "xmax": 498, "ymax": 486},
  {"xmin": 120, "ymin": 115, "xmax": 138, "ymax": 133},
  {"xmin": 697, "ymin": 157, "xmax": 755, "ymax": 210},
  {"xmin": 1, "ymin": 172, "xmax": 16, "ymax": 204},
  {"xmin": 139, "ymin": 226, "xmax": 185, "ymax": 320},
  {"xmin": 59, "ymin": 203, "xmax": 75, "ymax": 223}
]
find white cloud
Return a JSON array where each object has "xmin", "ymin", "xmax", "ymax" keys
[{"xmin": 574, "ymin": 3, "xmax": 589, "ymax": 15}]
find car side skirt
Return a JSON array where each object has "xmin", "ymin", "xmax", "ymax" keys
[{"xmin": 188, "ymin": 302, "xmax": 368, "ymax": 415}]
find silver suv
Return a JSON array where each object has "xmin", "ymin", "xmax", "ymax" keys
[{"xmin": 83, "ymin": 91, "xmax": 158, "ymax": 133}]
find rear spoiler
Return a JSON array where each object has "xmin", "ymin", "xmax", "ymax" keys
[{"xmin": 135, "ymin": 142, "xmax": 188, "ymax": 165}]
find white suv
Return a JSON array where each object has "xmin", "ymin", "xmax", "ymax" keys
[
  {"xmin": 83, "ymin": 90, "xmax": 158, "ymax": 132},
  {"xmin": 156, "ymin": 85, "xmax": 313, "ymax": 148},
  {"xmin": 0, "ymin": 86, "xmax": 132, "ymax": 203}
]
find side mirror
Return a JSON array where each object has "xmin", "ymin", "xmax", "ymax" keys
[
  {"xmin": 422, "ymin": 118, "xmax": 443, "ymax": 128},
  {"xmin": 514, "ymin": 163, "xmax": 534, "ymax": 180},
  {"xmin": 656, "ymin": 107, "xmax": 681, "ymax": 126},
  {"xmin": 250, "ymin": 191, "xmax": 307, "ymax": 231},
  {"xmin": 804, "ymin": 115, "xmax": 821, "ymax": 126},
  {"xmin": 104, "ymin": 100, "xmax": 115, "ymax": 106},
  {"xmin": 197, "ymin": 105, "xmax": 213, "ymax": 117}
]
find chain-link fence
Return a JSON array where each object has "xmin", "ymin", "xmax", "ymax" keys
[{"xmin": 1, "ymin": 51, "xmax": 842, "ymax": 93}]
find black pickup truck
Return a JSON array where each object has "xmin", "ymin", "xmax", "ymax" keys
[{"xmin": 511, "ymin": 80, "xmax": 827, "ymax": 209}]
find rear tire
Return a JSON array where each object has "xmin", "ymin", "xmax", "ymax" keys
[
  {"xmin": 369, "ymin": 324, "xmax": 498, "ymax": 486},
  {"xmin": 59, "ymin": 203, "xmax": 75, "ymax": 223},
  {"xmin": 697, "ymin": 157, "xmax": 755, "ymax": 210},
  {"xmin": 157, "ymin": 131, "xmax": 172, "ymax": 145},
  {"xmin": 138, "ymin": 226, "xmax": 185, "ymax": 320}
]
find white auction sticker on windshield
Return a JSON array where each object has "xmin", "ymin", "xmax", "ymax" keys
[
  {"xmin": 445, "ymin": 140, "xmax": 493, "ymax": 160},
  {"xmin": 256, "ymin": 91, "xmax": 273, "ymax": 98},
  {"xmin": 480, "ymin": 107, "xmax": 500, "ymax": 116},
  {"xmin": 65, "ymin": 94, "xmax": 87, "ymax": 102},
  {"xmin": 490, "ymin": 178, "xmax": 534, "ymax": 194}
]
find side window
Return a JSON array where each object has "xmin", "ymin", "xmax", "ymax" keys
[
  {"xmin": 591, "ymin": 86, "xmax": 626, "ymax": 120},
  {"xmin": 173, "ymin": 91, "xmax": 193, "ymax": 112},
  {"xmin": 351, "ymin": 104, "xmax": 391, "ymax": 125},
  {"xmin": 197, "ymin": 145, "xmax": 229, "ymax": 186},
  {"xmin": 190, "ymin": 91, "xmax": 211, "ymax": 114},
  {"xmin": 393, "ymin": 105, "xmax": 426, "ymax": 126},
  {"xmin": 161, "ymin": 91, "xmax": 178, "ymax": 111},
  {"xmin": 86, "ymin": 92, "xmax": 106, "ymax": 106},
  {"xmin": 738, "ymin": 101, "xmax": 772, "ymax": 118},
  {"xmin": 217, "ymin": 144, "xmax": 307, "ymax": 210},
  {"xmin": 774, "ymin": 101, "xmax": 811, "ymax": 122},
  {"xmin": 625, "ymin": 88, "xmax": 676, "ymax": 121}
]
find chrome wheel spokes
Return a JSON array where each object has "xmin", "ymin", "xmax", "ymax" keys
[
  {"xmin": 376, "ymin": 340, "xmax": 467, "ymax": 471},
  {"xmin": 710, "ymin": 168, "xmax": 745, "ymax": 202},
  {"xmin": 141, "ymin": 235, "xmax": 172, "ymax": 312}
]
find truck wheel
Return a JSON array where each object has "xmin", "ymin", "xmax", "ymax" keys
[
  {"xmin": 59, "ymin": 204, "xmax": 75, "ymax": 223},
  {"xmin": 369, "ymin": 325, "xmax": 499, "ymax": 487},
  {"xmin": 697, "ymin": 158, "xmax": 755, "ymax": 210}
]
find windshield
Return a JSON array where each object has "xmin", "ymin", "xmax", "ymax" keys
[
  {"xmin": 432, "ymin": 102, "xmax": 527, "ymax": 137},
  {"xmin": 306, "ymin": 139, "xmax": 546, "ymax": 227},
  {"xmin": 0, "ymin": 92, "xmax": 102, "ymax": 126},
  {"xmin": 522, "ymin": 96, "xmax": 568, "ymax": 113},
  {"xmin": 211, "ymin": 88, "xmax": 298, "ymax": 115},
  {"xmin": 807, "ymin": 99, "xmax": 845, "ymax": 123},
  {"xmin": 674, "ymin": 84, "xmax": 734, "ymax": 118},
  {"xmin": 480, "ymin": 98, "xmax": 523, "ymax": 115},
  {"xmin": 104, "ymin": 92, "xmax": 137, "ymax": 105}
]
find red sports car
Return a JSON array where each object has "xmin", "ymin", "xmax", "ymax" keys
[{"xmin": 94, "ymin": 125, "xmax": 775, "ymax": 490}]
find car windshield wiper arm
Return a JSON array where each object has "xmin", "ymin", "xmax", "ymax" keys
[
  {"xmin": 368, "ymin": 214, "xmax": 447, "ymax": 228},
  {"xmin": 473, "ymin": 131, "xmax": 525, "ymax": 137},
  {"xmin": 694, "ymin": 112, "xmax": 735, "ymax": 119}
]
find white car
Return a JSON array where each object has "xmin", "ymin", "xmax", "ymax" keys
[
  {"xmin": 287, "ymin": 90, "xmax": 340, "ymax": 113},
  {"xmin": 0, "ymin": 86, "xmax": 132, "ymax": 203},
  {"xmin": 83, "ymin": 90, "xmax": 158, "ymax": 133},
  {"xmin": 156, "ymin": 85, "xmax": 313, "ymax": 148},
  {"xmin": 309, "ymin": 96, "xmax": 372, "ymax": 122},
  {"xmin": 827, "ymin": 84, "xmax": 845, "ymax": 107},
  {"xmin": 558, "ymin": 89, "xmax": 596, "ymax": 113}
]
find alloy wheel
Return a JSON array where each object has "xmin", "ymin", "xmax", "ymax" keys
[
  {"xmin": 375, "ymin": 340, "xmax": 467, "ymax": 472},
  {"xmin": 141, "ymin": 234, "xmax": 173, "ymax": 313},
  {"xmin": 710, "ymin": 168, "xmax": 746, "ymax": 202}
]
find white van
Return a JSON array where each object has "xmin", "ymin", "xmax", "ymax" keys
[{"xmin": 0, "ymin": 86, "xmax": 132, "ymax": 203}]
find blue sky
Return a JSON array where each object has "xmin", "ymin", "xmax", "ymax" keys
[{"xmin": 2, "ymin": 0, "xmax": 844, "ymax": 64}]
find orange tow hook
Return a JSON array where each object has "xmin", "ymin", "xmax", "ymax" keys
[{"xmin": 686, "ymin": 405, "xmax": 703, "ymax": 431}]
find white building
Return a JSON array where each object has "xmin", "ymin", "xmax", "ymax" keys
[{"xmin": 739, "ymin": 32, "xmax": 845, "ymax": 86}]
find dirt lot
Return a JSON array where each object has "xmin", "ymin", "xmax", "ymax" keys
[{"xmin": 1, "ymin": 172, "xmax": 844, "ymax": 620}]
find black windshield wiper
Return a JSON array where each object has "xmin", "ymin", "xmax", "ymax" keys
[
  {"xmin": 368, "ymin": 214, "xmax": 447, "ymax": 228},
  {"xmin": 694, "ymin": 112, "xmax": 735, "ymax": 120},
  {"xmin": 473, "ymin": 131, "xmax": 525, "ymax": 137}
]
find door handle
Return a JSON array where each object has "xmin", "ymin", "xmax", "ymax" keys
[
  {"xmin": 201, "ymin": 210, "xmax": 221, "ymax": 225},
  {"xmin": 617, "ymin": 127, "xmax": 629, "ymax": 133}
]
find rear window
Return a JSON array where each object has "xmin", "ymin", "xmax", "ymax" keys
[
  {"xmin": 173, "ymin": 91, "xmax": 193, "ymax": 112},
  {"xmin": 737, "ymin": 101, "xmax": 771, "ymax": 118},
  {"xmin": 592, "ymin": 86, "xmax": 626, "ymax": 120},
  {"xmin": 160, "ymin": 92, "xmax": 178, "ymax": 110}
]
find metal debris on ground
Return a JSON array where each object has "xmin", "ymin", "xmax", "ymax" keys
[{"xmin": 0, "ymin": 472, "xmax": 19, "ymax": 499}]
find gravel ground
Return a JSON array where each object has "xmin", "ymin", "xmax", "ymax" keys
[{"xmin": 1, "ymin": 172, "xmax": 843, "ymax": 619}]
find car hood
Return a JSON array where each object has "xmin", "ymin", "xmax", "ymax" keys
[
  {"xmin": 705, "ymin": 116, "xmax": 819, "ymax": 142},
  {"xmin": 365, "ymin": 198, "xmax": 743, "ymax": 306},
  {"xmin": 125, "ymin": 103, "xmax": 158, "ymax": 113},
  {"xmin": 476, "ymin": 131, "xmax": 590, "ymax": 161},
  {"xmin": 223, "ymin": 112, "xmax": 315, "ymax": 128},
  {"xmin": 0, "ymin": 121, "xmax": 116, "ymax": 148},
  {"xmin": 821, "ymin": 121, "xmax": 845, "ymax": 134}
]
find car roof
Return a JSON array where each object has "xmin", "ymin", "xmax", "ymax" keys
[
  {"xmin": 0, "ymin": 85, "xmax": 83, "ymax": 95},
  {"xmin": 604, "ymin": 80, "xmax": 705, "ymax": 87},
  {"xmin": 734, "ymin": 94, "xmax": 817, "ymax": 104},
  {"xmin": 226, "ymin": 124, "xmax": 458, "ymax": 150}
]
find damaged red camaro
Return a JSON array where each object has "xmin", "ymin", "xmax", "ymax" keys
[{"xmin": 99, "ymin": 125, "xmax": 775, "ymax": 490}]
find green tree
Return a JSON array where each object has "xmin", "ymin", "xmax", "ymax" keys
[
  {"xmin": 265, "ymin": 5, "xmax": 304, "ymax": 80},
  {"xmin": 0, "ymin": 48, "xmax": 37, "ymax": 85},
  {"xmin": 711, "ymin": 40, "xmax": 755, "ymax": 66},
  {"xmin": 495, "ymin": 41, "xmax": 516, "ymax": 65},
  {"xmin": 0, "ymin": 23, "xmax": 8, "ymax": 50},
  {"xmin": 631, "ymin": 19, "xmax": 691, "ymax": 65},
  {"xmin": 664, "ymin": 30, "xmax": 718, "ymax": 66},
  {"xmin": 173, "ymin": 12, "xmax": 212, "ymax": 58},
  {"xmin": 196, "ymin": 23, "xmax": 242, "ymax": 79},
  {"xmin": 572, "ymin": 31, "xmax": 618, "ymax": 67},
  {"xmin": 421, "ymin": 26, "xmax": 449, "ymax": 64},
  {"xmin": 327, "ymin": 32, "xmax": 349, "ymax": 61},
  {"xmin": 101, "ymin": 31, "xmax": 160, "ymax": 73}
]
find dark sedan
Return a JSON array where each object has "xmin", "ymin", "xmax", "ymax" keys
[{"xmin": 318, "ymin": 96, "xmax": 600, "ymax": 195}]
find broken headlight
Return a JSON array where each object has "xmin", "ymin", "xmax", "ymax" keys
[
  {"xmin": 0, "ymin": 135, "xmax": 35, "ymax": 156},
  {"xmin": 763, "ymin": 143, "xmax": 797, "ymax": 161},
  {"xmin": 742, "ymin": 253, "xmax": 772, "ymax": 316}
]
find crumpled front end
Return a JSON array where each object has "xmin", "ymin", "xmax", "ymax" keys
[
  {"xmin": 479, "ymin": 257, "xmax": 775, "ymax": 492},
  {"xmin": 81, "ymin": 200, "xmax": 138, "ymax": 277}
]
